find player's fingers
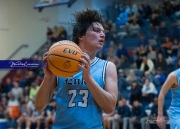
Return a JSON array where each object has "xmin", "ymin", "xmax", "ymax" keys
[
  {"xmin": 42, "ymin": 53, "xmax": 49, "ymax": 69},
  {"xmin": 79, "ymin": 57, "xmax": 87, "ymax": 64},
  {"xmin": 43, "ymin": 52, "xmax": 48, "ymax": 62},
  {"xmin": 43, "ymin": 52, "xmax": 48, "ymax": 57},
  {"xmin": 157, "ymin": 123, "xmax": 162, "ymax": 129},
  {"xmin": 42, "ymin": 59, "xmax": 48, "ymax": 68},
  {"xmin": 156, "ymin": 120, "xmax": 164, "ymax": 129},
  {"xmin": 43, "ymin": 56, "xmax": 47, "ymax": 61},
  {"xmin": 78, "ymin": 64, "xmax": 85, "ymax": 70},
  {"xmin": 42, "ymin": 56, "xmax": 48, "ymax": 68},
  {"xmin": 81, "ymin": 52, "xmax": 90, "ymax": 64},
  {"xmin": 79, "ymin": 57, "xmax": 89, "ymax": 69}
]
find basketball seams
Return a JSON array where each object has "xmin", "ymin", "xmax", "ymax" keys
[
  {"xmin": 49, "ymin": 44, "xmax": 82, "ymax": 53},
  {"xmin": 47, "ymin": 57, "xmax": 79, "ymax": 73},
  {"xmin": 58, "ymin": 40, "xmax": 79, "ymax": 47},
  {"xmin": 49, "ymin": 42, "xmax": 82, "ymax": 53},
  {"xmin": 48, "ymin": 54, "xmax": 81, "ymax": 62}
]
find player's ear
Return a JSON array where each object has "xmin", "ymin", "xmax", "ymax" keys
[{"xmin": 78, "ymin": 36, "xmax": 84, "ymax": 40}]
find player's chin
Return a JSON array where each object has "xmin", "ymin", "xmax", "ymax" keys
[
  {"xmin": 97, "ymin": 44, "xmax": 103, "ymax": 49},
  {"xmin": 96, "ymin": 46, "xmax": 103, "ymax": 51}
]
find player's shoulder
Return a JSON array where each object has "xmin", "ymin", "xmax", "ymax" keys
[
  {"xmin": 167, "ymin": 70, "xmax": 178, "ymax": 80},
  {"xmin": 164, "ymin": 70, "xmax": 179, "ymax": 86},
  {"xmin": 101, "ymin": 59, "xmax": 116, "ymax": 68},
  {"xmin": 107, "ymin": 61, "xmax": 116, "ymax": 68},
  {"xmin": 169, "ymin": 68, "xmax": 180, "ymax": 76},
  {"xmin": 105, "ymin": 61, "xmax": 117, "ymax": 73},
  {"xmin": 96, "ymin": 58, "xmax": 116, "ymax": 69}
]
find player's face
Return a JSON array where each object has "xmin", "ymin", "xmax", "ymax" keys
[{"xmin": 81, "ymin": 22, "xmax": 105, "ymax": 51}]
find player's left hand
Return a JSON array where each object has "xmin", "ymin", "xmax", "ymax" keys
[
  {"xmin": 79, "ymin": 52, "xmax": 91, "ymax": 80},
  {"xmin": 157, "ymin": 115, "xmax": 166, "ymax": 129}
]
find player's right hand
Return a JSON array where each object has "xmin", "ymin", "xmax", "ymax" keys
[
  {"xmin": 156, "ymin": 115, "xmax": 166, "ymax": 129},
  {"xmin": 79, "ymin": 52, "xmax": 91, "ymax": 80},
  {"xmin": 43, "ymin": 52, "xmax": 55, "ymax": 78}
]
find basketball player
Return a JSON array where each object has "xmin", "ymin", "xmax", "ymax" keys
[
  {"xmin": 157, "ymin": 69, "xmax": 180, "ymax": 129},
  {"xmin": 34, "ymin": 9, "xmax": 118, "ymax": 129}
]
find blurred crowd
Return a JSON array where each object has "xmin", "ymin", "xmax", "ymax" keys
[
  {"xmin": 0, "ymin": 25, "xmax": 67, "ymax": 129},
  {"xmin": 0, "ymin": 0, "xmax": 180, "ymax": 129},
  {"xmin": 99, "ymin": 0, "xmax": 180, "ymax": 129}
]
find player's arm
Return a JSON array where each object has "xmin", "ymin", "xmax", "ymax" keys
[
  {"xmin": 158, "ymin": 72, "xmax": 177, "ymax": 115},
  {"xmin": 103, "ymin": 62, "xmax": 118, "ymax": 113},
  {"xmin": 157, "ymin": 72, "xmax": 177, "ymax": 128},
  {"xmin": 34, "ymin": 76, "xmax": 57, "ymax": 111},
  {"xmin": 34, "ymin": 52, "xmax": 57, "ymax": 111}
]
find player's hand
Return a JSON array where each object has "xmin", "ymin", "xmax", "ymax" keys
[
  {"xmin": 79, "ymin": 52, "xmax": 91, "ymax": 80},
  {"xmin": 42, "ymin": 52, "xmax": 55, "ymax": 78},
  {"xmin": 156, "ymin": 115, "xmax": 166, "ymax": 129}
]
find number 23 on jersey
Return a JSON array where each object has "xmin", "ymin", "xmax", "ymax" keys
[{"xmin": 68, "ymin": 89, "xmax": 89, "ymax": 108}]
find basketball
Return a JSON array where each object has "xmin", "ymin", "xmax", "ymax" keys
[{"xmin": 47, "ymin": 40, "xmax": 82, "ymax": 77}]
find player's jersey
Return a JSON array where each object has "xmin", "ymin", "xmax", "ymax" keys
[
  {"xmin": 169, "ymin": 69, "xmax": 180, "ymax": 120},
  {"xmin": 52, "ymin": 57, "xmax": 108, "ymax": 129}
]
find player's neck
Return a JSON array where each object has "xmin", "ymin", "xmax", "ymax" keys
[
  {"xmin": 79, "ymin": 47, "xmax": 96, "ymax": 60},
  {"xmin": 85, "ymin": 50, "xmax": 96, "ymax": 60},
  {"xmin": 79, "ymin": 42, "xmax": 97, "ymax": 59},
  {"xmin": 90, "ymin": 57, "xmax": 96, "ymax": 64}
]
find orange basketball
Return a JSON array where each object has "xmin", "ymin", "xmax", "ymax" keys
[{"xmin": 47, "ymin": 40, "xmax": 82, "ymax": 77}]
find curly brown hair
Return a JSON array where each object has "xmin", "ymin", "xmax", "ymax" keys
[{"xmin": 71, "ymin": 8, "xmax": 107, "ymax": 45}]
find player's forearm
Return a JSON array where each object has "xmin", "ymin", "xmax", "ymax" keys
[
  {"xmin": 158, "ymin": 93, "xmax": 165, "ymax": 115},
  {"xmin": 34, "ymin": 76, "xmax": 56, "ymax": 111},
  {"xmin": 85, "ymin": 76, "xmax": 117, "ymax": 114}
]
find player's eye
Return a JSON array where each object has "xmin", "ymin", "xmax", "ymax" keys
[
  {"xmin": 93, "ymin": 28, "xmax": 105, "ymax": 34},
  {"xmin": 93, "ymin": 28, "xmax": 101, "ymax": 32}
]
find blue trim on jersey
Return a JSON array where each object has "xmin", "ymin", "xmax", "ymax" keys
[
  {"xmin": 102, "ymin": 61, "xmax": 108, "ymax": 84},
  {"xmin": 91, "ymin": 57, "xmax": 99, "ymax": 66}
]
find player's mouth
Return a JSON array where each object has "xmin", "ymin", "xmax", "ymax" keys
[{"xmin": 99, "ymin": 39, "xmax": 104, "ymax": 45}]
